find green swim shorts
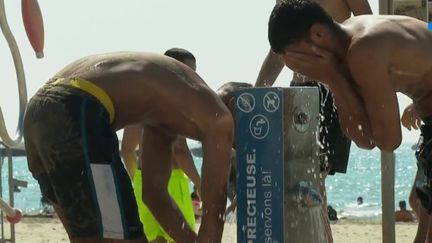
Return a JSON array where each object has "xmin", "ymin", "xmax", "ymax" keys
[{"xmin": 133, "ymin": 169, "xmax": 195, "ymax": 242}]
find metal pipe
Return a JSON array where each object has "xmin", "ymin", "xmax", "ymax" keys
[
  {"xmin": 379, "ymin": 0, "xmax": 393, "ymax": 14},
  {"xmin": 0, "ymin": 146, "xmax": 4, "ymax": 242},
  {"xmin": 381, "ymin": 151, "xmax": 395, "ymax": 243},
  {"xmin": 0, "ymin": 0, "xmax": 28, "ymax": 148},
  {"xmin": 7, "ymin": 144, "xmax": 15, "ymax": 242}
]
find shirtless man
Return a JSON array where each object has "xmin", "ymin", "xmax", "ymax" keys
[
  {"xmin": 267, "ymin": 0, "xmax": 432, "ymax": 237},
  {"xmin": 121, "ymin": 48, "xmax": 200, "ymax": 243},
  {"xmin": 23, "ymin": 52, "xmax": 233, "ymax": 243},
  {"xmin": 395, "ymin": 200, "xmax": 416, "ymax": 223},
  {"xmin": 256, "ymin": 1, "xmax": 371, "ymax": 242},
  {"xmin": 256, "ymin": 0, "xmax": 372, "ymax": 87},
  {"xmin": 267, "ymin": 0, "xmax": 432, "ymax": 150},
  {"xmin": 257, "ymin": 0, "xmax": 371, "ymax": 174}
]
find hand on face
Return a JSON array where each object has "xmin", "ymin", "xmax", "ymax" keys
[{"xmin": 280, "ymin": 45, "xmax": 342, "ymax": 82}]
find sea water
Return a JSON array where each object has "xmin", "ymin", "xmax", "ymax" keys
[
  {"xmin": 0, "ymin": 141, "xmax": 418, "ymax": 220},
  {"xmin": 326, "ymin": 143, "xmax": 417, "ymax": 221}
]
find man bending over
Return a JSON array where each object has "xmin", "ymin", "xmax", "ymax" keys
[{"xmin": 23, "ymin": 52, "xmax": 233, "ymax": 242}]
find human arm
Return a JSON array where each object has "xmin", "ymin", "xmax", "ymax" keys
[
  {"xmin": 347, "ymin": 44, "xmax": 402, "ymax": 151},
  {"xmin": 255, "ymin": 50, "xmax": 285, "ymax": 87},
  {"xmin": 345, "ymin": 0, "xmax": 373, "ymax": 15},
  {"xmin": 140, "ymin": 126, "xmax": 197, "ymax": 242},
  {"xmin": 196, "ymin": 119, "xmax": 234, "ymax": 242},
  {"xmin": 174, "ymin": 137, "xmax": 201, "ymax": 195},
  {"xmin": 120, "ymin": 125, "xmax": 142, "ymax": 178},
  {"xmin": 401, "ymin": 103, "xmax": 422, "ymax": 131},
  {"xmin": 313, "ymin": 44, "xmax": 401, "ymax": 151},
  {"xmin": 280, "ymin": 46, "xmax": 375, "ymax": 149},
  {"xmin": 254, "ymin": 0, "xmax": 285, "ymax": 87},
  {"xmin": 323, "ymin": 72, "xmax": 377, "ymax": 149},
  {"xmin": 282, "ymin": 43, "xmax": 404, "ymax": 150}
]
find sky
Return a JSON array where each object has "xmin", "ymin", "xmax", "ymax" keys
[{"xmin": 0, "ymin": 0, "xmax": 420, "ymax": 143}]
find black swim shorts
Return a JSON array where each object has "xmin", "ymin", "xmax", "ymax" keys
[
  {"xmin": 415, "ymin": 117, "xmax": 432, "ymax": 213},
  {"xmin": 23, "ymin": 80, "xmax": 145, "ymax": 240}
]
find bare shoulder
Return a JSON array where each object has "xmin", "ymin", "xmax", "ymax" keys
[
  {"xmin": 347, "ymin": 15, "xmax": 429, "ymax": 65},
  {"xmin": 346, "ymin": 26, "xmax": 390, "ymax": 84},
  {"xmin": 54, "ymin": 52, "xmax": 164, "ymax": 77},
  {"xmin": 346, "ymin": 34, "xmax": 383, "ymax": 66},
  {"xmin": 347, "ymin": 17, "xmax": 404, "ymax": 60}
]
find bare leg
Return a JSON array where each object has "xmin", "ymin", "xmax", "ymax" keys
[
  {"xmin": 414, "ymin": 201, "xmax": 429, "ymax": 243},
  {"xmin": 412, "ymin": 168, "xmax": 430, "ymax": 243},
  {"xmin": 140, "ymin": 125, "xmax": 196, "ymax": 242},
  {"xmin": 427, "ymin": 213, "xmax": 432, "ymax": 243},
  {"xmin": 410, "ymin": 171, "xmax": 419, "ymax": 216}
]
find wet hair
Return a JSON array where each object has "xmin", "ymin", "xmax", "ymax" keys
[
  {"xmin": 268, "ymin": 0, "xmax": 336, "ymax": 53},
  {"xmin": 217, "ymin": 82, "xmax": 253, "ymax": 106},
  {"xmin": 399, "ymin": 200, "xmax": 407, "ymax": 210},
  {"xmin": 164, "ymin": 48, "xmax": 196, "ymax": 62}
]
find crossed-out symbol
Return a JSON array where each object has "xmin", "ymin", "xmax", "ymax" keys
[
  {"xmin": 263, "ymin": 91, "xmax": 280, "ymax": 112},
  {"xmin": 237, "ymin": 93, "xmax": 255, "ymax": 113}
]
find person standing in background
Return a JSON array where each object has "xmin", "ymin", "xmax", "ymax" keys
[{"xmin": 121, "ymin": 48, "xmax": 201, "ymax": 243}]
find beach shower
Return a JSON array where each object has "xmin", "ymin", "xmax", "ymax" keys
[
  {"xmin": 0, "ymin": 0, "xmax": 44, "ymax": 242},
  {"xmin": 0, "ymin": 0, "xmax": 44, "ymax": 148}
]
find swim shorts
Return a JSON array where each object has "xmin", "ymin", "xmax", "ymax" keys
[
  {"xmin": 133, "ymin": 168, "xmax": 195, "ymax": 242},
  {"xmin": 291, "ymin": 81, "xmax": 352, "ymax": 175},
  {"xmin": 415, "ymin": 117, "xmax": 432, "ymax": 212},
  {"xmin": 23, "ymin": 78, "xmax": 145, "ymax": 240}
]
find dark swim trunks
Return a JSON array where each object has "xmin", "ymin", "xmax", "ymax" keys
[
  {"xmin": 291, "ymin": 81, "xmax": 352, "ymax": 175},
  {"xmin": 415, "ymin": 117, "xmax": 432, "ymax": 213},
  {"xmin": 23, "ymin": 78, "xmax": 145, "ymax": 240}
]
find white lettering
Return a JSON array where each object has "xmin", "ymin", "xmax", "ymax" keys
[
  {"xmin": 246, "ymin": 150, "xmax": 257, "ymax": 241},
  {"xmin": 263, "ymin": 171, "xmax": 273, "ymax": 242}
]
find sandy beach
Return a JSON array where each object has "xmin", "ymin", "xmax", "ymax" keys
[
  {"xmin": 1, "ymin": 217, "xmax": 417, "ymax": 242},
  {"xmin": 331, "ymin": 220, "xmax": 417, "ymax": 243}
]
